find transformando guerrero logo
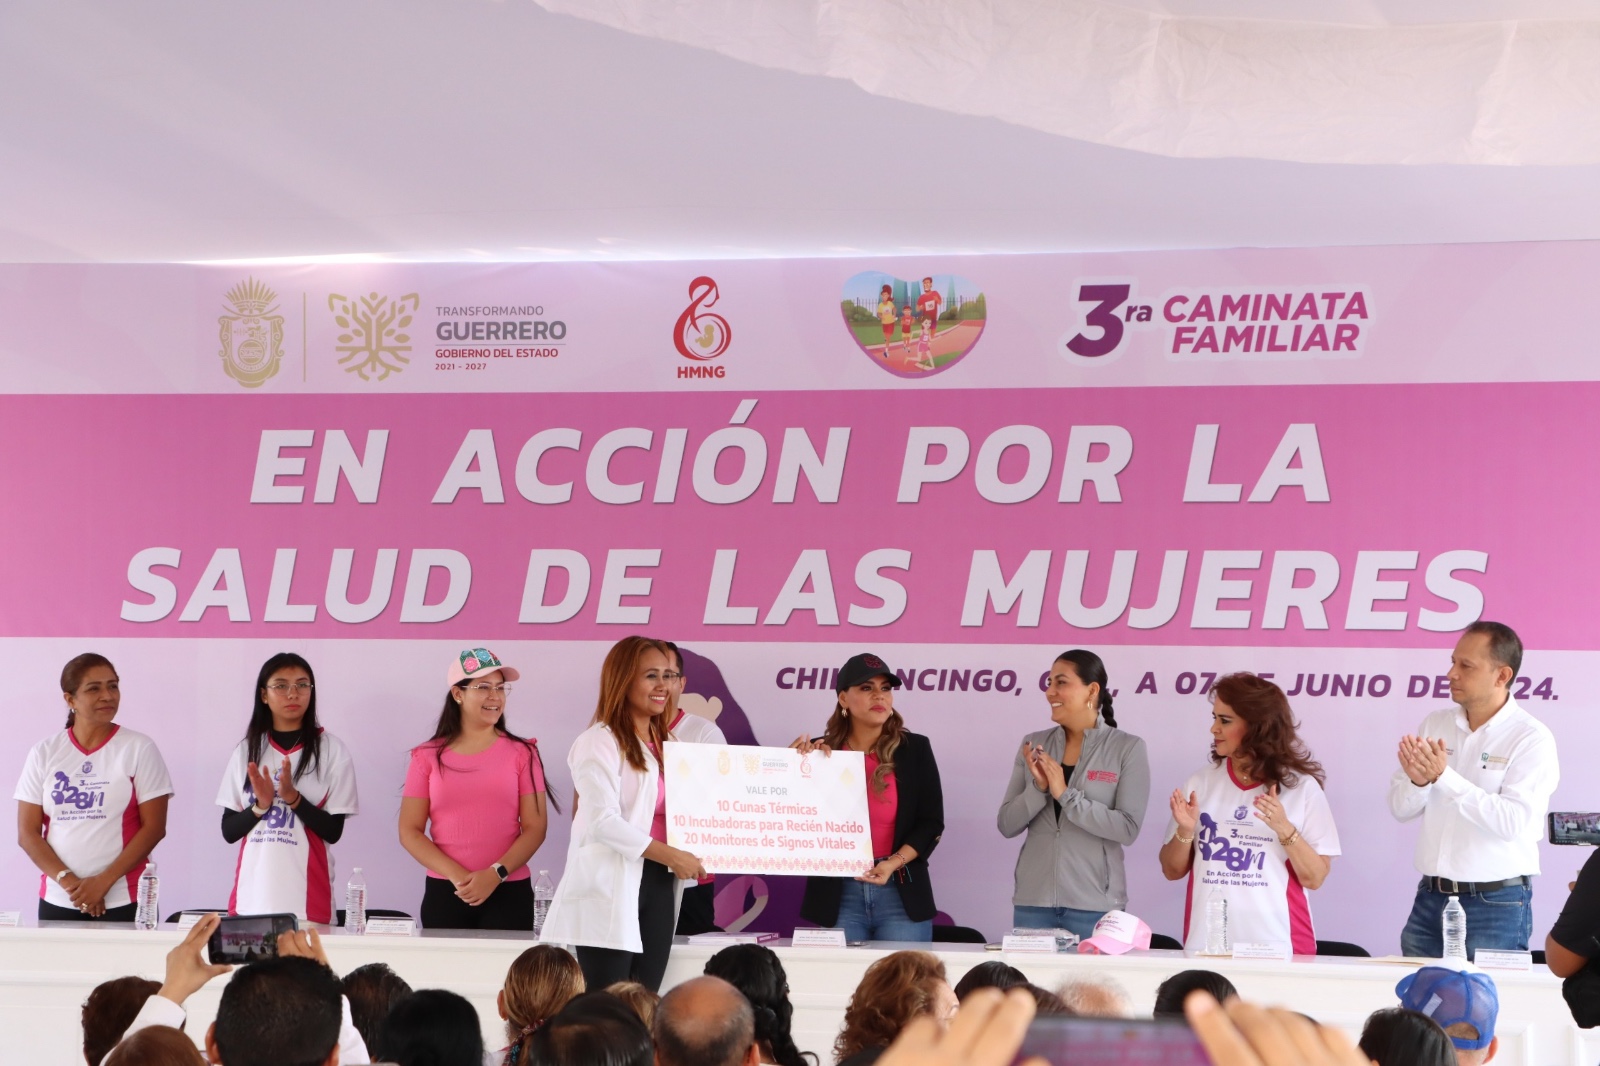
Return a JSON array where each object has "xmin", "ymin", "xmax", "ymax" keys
[
  {"xmin": 1059, "ymin": 280, "xmax": 1373, "ymax": 365},
  {"xmin": 330, "ymin": 290, "xmax": 421, "ymax": 381},
  {"xmin": 673, "ymin": 276, "xmax": 730, "ymax": 379}
]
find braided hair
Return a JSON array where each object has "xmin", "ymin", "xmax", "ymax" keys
[
  {"xmin": 1054, "ymin": 649, "xmax": 1116, "ymax": 727},
  {"xmin": 703, "ymin": 945, "xmax": 816, "ymax": 1066}
]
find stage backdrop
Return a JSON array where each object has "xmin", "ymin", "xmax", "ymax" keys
[{"xmin": 2, "ymin": 246, "xmax": 1596, "ymax": 952}]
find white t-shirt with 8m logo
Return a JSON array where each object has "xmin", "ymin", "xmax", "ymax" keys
[
  {"xmin": 13, "ymin": 725, "xmax": 174, "ymax": 910},
  {"xmin": 1166, "ymin": 759, "xmax": 1341, "ymax": 956}
]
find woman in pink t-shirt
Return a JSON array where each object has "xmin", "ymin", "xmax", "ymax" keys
[{"xmin": 400, "ymin": 647, "xmax": 556, "ymax": 929}]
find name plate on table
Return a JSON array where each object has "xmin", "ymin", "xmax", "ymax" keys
[
  {"xmin": 1002, "ymin": 934, "xmax": 1060, "ymax": 953},
  {"xmin": 1476, "ymin": 950, "xmax": 1534, "ymax": 971},
  {"xmin": 792, "ymin": 928, "xmax": 849, "ymax": 948},
  {"xmin": 363, "ymin": 918, "xmax": 418, "ymax": 936},
  {"xmin": 1232, "ymin": 942, "xmax": 1292, "ymax": 961},
  {"xmin": 664, "ymin": 743, "xmax": 873, "ymax": 877},
  {"xmin": 1228, "ymin": 941, "xmax": 1292, "ymax": 960},
  {"xmin": 0, "ymin": 912, "xmax": 18, "ymax": 927}
]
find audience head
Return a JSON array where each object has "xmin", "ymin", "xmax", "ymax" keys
[
  {"xmin": 500, "ymin": 944, "xmax": 585, "ymax": 1054},
  {"xmin": 604, "ymin": 981, "xmax": 659, "ymax": 1029},
  {"xmin": 1358, "ymin": 1007, "xmax": 1457, "ymax": 1066},
  {"xmin": 102, "ymin": 1026, "xmax": 205, "ymax": 1066},
  {"xmin": 525, "ymin": 991, "xmax": 652, "ymax": 1066},
  {"xmin": 83, "ymin": 975, "xmax": 163, "ymax": 1066},
  {"xmin": 340, "ymin": 963, "xmax": 413, "ymax": 1055},
  {"xmin": 374, "ymin": 988, "xmax": 484, "ymax": 1066},
  {"xmin": 1396, "ymin": 967, "xmax": 1500, "ymax": 1066},
  {"xmin": 1056, "ymin": 977, "xmax": 1133, "ymax": 1018},
  {"xmin": 1025, "ymin": 985, "xmax": 1074, "ymax": 1017},
  {"xmin": 654, "ymin": 975, "xmax": 758, "ymax": 1066},
  {"xmin": 835, "ymin": 950, "xmax": 957, "ymax": 1063},
  {"xmin": 703, "ymin": 944, "xmax": 814, "ymax": 1066},
  {"xmin": 952, "ymin": 962, "xmax": 1028, "ymax": 1001},
  {"xmin": 1153, "ymin": 970, "xmax": 1239, "ymax": 1018},
  {"xmin": 207, "ymin": 956, "xmax": 342, "ymax": 1066}
]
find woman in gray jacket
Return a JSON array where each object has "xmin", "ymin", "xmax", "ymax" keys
[{"xmin": 997, "ymin": 649, "xmax": 1150, "ymax": 939}]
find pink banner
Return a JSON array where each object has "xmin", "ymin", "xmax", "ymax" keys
[{"xmin": 1, "ymin": 383, "xmax": 1588, "ymax": 646}]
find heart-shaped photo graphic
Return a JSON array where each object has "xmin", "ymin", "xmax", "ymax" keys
[{"xmin": 840, "ymin": 271, "xmax": 986, "ymax": 378}]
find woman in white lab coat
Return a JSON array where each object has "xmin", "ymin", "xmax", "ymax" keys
[{"xmin": 541, "ymin": 636, "xmax": 706, "ymax": 992}]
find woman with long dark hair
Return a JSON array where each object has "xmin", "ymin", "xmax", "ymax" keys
[
  {"xmin": 216, "ymin": 652, "xmax": 358, "ymax": 923},
  {"xmin": 997, "ymin": 649, "xmax": 1150, "ymax": 940},
  {"xmin": 790, "ymin": 652, "xmax": 945, "ymax": 943},
  {"xmin": 400, "ymin": 647, "xmax": 553, "ymax": 929},
  {"xmin": 542, "ymin": 636, "xmax": 706, "ymax": 992},
  {"xmin": 1159, "ymin": 672, "xmax": 1341, "ymax": 956},
  {"xmin": 16, "ymin": 653, "xmax": 172, "ymax": 920},
  {"xmin": 703, "ymin": 944, "xmax": 815, "ymax": 1066}
]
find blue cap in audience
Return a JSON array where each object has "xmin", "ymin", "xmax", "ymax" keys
[{"xmin": 1395, "ymin": 966, "xmax": 1498, "ymax": 1051}]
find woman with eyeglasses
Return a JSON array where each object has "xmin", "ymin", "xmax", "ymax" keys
[
  {"xmin": 15, "ymin": 653, "xmax": 173, "ymax": 920},
  {"xmin": 216, "ymin": 652, "xmax": 358, "ymax": 923},
  {"xmin": 400, "ymin": 647, "xmax": 555, "ymax": 929},
  {"xmin": 543, "ymin": 636, "xmax": 706, "ymax": 991}
]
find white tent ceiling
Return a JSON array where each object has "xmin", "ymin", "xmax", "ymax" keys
[{"xmin": 4, "ymin": 1, "xmax": 1600, "ymax": 262}]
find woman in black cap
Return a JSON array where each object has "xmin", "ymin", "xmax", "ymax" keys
[{"xmin": 790, "ymin": 652, "xmax": 944, "ymax": 942}]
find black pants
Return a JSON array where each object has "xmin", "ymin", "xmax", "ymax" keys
[
  {"xmin": 675, "ymin": 880, "xmax": 719, "ymax": 936},
  {"xmin": 420, "ymin": 876, "xmax": 533, "ymax": 930},
  {"xmin": 575, "ymin": 860, "xmax": 677, "ymax": 992},
  {"xmin": 39, "ymin": 899, "xmax": 137, "ymax": 922}
]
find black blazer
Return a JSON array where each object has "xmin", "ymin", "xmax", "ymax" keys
[{"xmin": 800, "ymin": 730, "xmax": 945, "ymax": 926}]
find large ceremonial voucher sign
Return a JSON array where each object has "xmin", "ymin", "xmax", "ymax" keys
[
  {"xmin": 1, "ymin": 245, "xmax": 1597, "ymax": 949},
  {"xmin": 663, "ymin": 742, "xmax": 873, "ymax": 876}
]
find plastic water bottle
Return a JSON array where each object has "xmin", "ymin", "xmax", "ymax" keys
[
  {"xmin": 345, "ymin": 868, "xmax": 367, "ymax": 935},
  {"xmin": 533, "ymin": 870, "xmax": 555, "ymax": 939},
  {"xmin": 1205, "ymin": 894, "xmax": 1230, "ymax": 955},
  {"xmin": 1442, "ymin": 895, "xmax": 1467, "ymax": 960},
  {"xmin": 134, "ymin": 863, "xmax": 159, "ymax": 930}
]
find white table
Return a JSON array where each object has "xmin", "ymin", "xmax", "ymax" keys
[{"xmin": 1, "ymin": 925, "xmax": 1592, "ymax": 1066}]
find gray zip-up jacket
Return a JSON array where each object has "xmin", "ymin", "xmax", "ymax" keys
[{"xmin": 996, "ymin": 720, "xmax": 1151, "ymax": 912}]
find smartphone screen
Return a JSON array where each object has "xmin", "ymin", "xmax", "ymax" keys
[
  {"xmin": 1015, "ymin": 1016, "xmax": 1212, "ymax": 1065},
  {"xmin": 1549, "ymin": 813, "xmax": 1600, "ymax": 846},
  {"xmin": 207, "ymin": 913, "xmax": 298, "ymax": 965}
]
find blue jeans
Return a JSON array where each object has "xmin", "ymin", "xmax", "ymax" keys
[
  {"xmin": 1012, "ymin": 905, "xmax": 1107, "ymax": 941},
  {"xmin": 1399, "ymin": 878, "xmax": 1532, "ymax": 959},
  {"xmin": 835, "ymin": 880, "xmax": 932, "ymax": 943}
]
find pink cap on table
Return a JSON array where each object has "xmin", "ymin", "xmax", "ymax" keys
[{"xmin": 1078, "ymin": 910, "xmax": 1152, "ymax": 955}]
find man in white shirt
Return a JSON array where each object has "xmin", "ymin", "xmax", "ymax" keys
[{"xmin": 1389, "ymin": 621, "xmax": 1559, "ymax": 959}]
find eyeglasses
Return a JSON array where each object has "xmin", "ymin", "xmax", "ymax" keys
[
  {"xmin": 265, "ymin": 681, "xmax": 313, "ymax": 694},
  {"xmin": 463, "ymin": 683, "xmax": 513, "ymax": 694}
]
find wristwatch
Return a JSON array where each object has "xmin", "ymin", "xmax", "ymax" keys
[{"xmin": 492, "ymin": 863, "xmax": 509, "ymax": 881}]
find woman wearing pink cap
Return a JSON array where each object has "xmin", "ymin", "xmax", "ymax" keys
[{"xmin": 400, "ymin": 647, "xmax": 555, "ymax": 929}]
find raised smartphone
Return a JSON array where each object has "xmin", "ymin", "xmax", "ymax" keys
[
  {"xmin": 207, "ymin": 912, "xmax": 299, "ymax": 964},
  {"xmin": 1549, "ymin": 813, "xmax": 1600, "ymax": 846},
  {"xmin": 1015, "ymin": 1015, "xmax": 1212, "ymax": 1065}
]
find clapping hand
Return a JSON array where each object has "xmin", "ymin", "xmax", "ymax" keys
[
  {"xmin": 1021, "ymin": 743, "xmax": 1049, "ymax": 792},
  {"xmin": 276, "ymin": 756, "xmax": 299, "ymax": 807},
  {"xmin": 1397, "ymin": 735, "xmax": 1447, "ymax": 786},
  {"xmin": 1170, "ymin": 789, "xmax": 1200, "ymax": 836},
  {"xmin": 1252, "ymin": 784, "xmax": 1291, "ymax": 838},
  {"xmin": 245, "ymin": 761, "xmax": 276, "ymax": 809}
]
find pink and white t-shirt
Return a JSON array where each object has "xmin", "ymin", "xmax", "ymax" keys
[
  {"xmin": 13, "ymin": 726, "xmax": 174, "ymax": 909},
  {"xmin": 1166, "ymin": 760, "xmax": 1341, "ymax": 956},
  {"xmin": 403, "ymin": 734, "xmax": 546, "ymax": 881},
  {"xmin": 215, "ymin": 730, "xmax": 359, "ymax": 923}
]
